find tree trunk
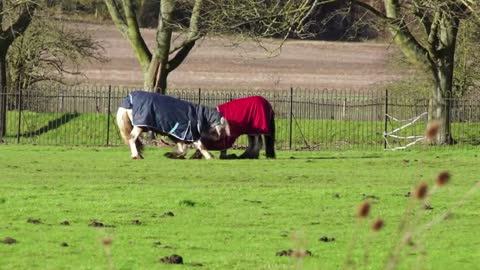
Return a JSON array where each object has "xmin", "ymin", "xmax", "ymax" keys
[
  {"xmin": 152, "ymin": 0, "xmax": 174, "ymax": 94},
  {"xmin": 105, "ymin": 0, "xmax": 202, "ymax": 94},
  {"xmin": 429, "ymin": 57, "xmax": 456, "ymax": 144},
  {"xmin": 428, "ymin": 15, "xmax": 459, "ymax": 145},
  {"xmin": 155, "ymin": 67, "xmax": 168, "ymax": 94},
  {"xmin": 0, "ymin": 2, "xmax": 36, "ymax": 139},
  {"xmin": 143, "ymin": 56, "xmax": 158, "ymax": 91},
  {"xmin": 0, "ymin": 51, "xmax": 7, "ymax": 138},
  {"xmin": 429, "ymin": 75, "xmax": 454, "ymax": 144},
  {"xmin": 143, "ymin": 54, "xmax": 168, "ymax": 94}
]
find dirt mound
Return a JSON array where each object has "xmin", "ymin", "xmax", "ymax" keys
[
  {"xmin": 2, "ymin": 237, "xmax": 17, "ymax": 244},
  {"xmin": 276, "ymin": 249, "xmax": 312, "ymax": 257},
  {"xmin": 27, "ymin": 218, "xmax": 42, "ymax": 224},
  {"xmin": 160, "ymin": 254, "xmax": 183, "ymax": 264}
]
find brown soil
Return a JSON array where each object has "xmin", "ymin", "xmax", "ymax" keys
[
  {"xmin": 276, "ymin": 249, "xmax": 312, "ymax": 257},
  {"xmin": 161, "ymin": 211, "xmax": 175, "ymax": 217},
  {"xmin": 131, "ymin": 219, "xmax": 142, "ymax": 225},
  {"xmin": 2, "ymin": 237, "xmax": 17, "ymax": 244},
  {"xmin": 160, "ymin": 254, "xmax": 183, "ymax": 264},
  {"xmin": 88, "ymin": 220, "xmax": 104, "ymax": 227},
  {"xmin": 27, "ymin": 218, "xmax": 42, "ymax": 224},
  {"xmin": 78, "ymin": 23, "xmax": 405, "ymax": 90},
  {"xmin": 319, "ymin": 236, "xmax": 336, "ymax": 242}
]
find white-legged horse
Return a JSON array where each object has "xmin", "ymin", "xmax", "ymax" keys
[{"xmin": 116, "ymin": 91, "xmax": 230, "ymax": 160}]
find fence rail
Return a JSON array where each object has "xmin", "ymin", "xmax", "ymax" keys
[{"xmin": 1, "ymin": 86, "xmax": 480, "ymax": 151}]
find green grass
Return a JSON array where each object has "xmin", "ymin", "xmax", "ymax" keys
[{"xmin": 0, "ymin": 146, "xmax": 479, "ymax": 269}]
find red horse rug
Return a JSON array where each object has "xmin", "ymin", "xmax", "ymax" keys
[{"xmin": 202, "ymin": 95, "xmax": 274, "ymax": 150}]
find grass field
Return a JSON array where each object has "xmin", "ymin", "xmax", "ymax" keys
[{"xmin": 0, "ymin": 146, "xmax": 479, "ymax": 269}]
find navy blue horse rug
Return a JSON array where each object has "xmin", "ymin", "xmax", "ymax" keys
[{"xmin": 121, "ymin": 90, "xmax": 224, "ymax": 142}]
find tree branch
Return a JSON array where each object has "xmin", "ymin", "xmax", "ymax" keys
[
  {"xmin": 104, "ymin": 0, "xmax": 152, "ymax": 71},
  {"xmin": 1, "ymin": 3, "xmax": 37, "ymax": 46},
  {"xmin": 426, "ymin": 10, "xmax": 441, "ymax": 60},
  {"xmin": 350, "ymin": 0, "xmax": 388, "ymax": 20},
  {"xmin": 169, "ymin": 0, "xmax": 203, "ymax": 54},
  {"xmin": 351, "ymin": 0, "xmax": 432, "ymax": 71},
  {"xmin": 104, "ymin": 0, "xmax": 128, "ymax": 32},
  {"xmin": 168, "ymin": 40, "xmax": 195, "ymax": 72}
]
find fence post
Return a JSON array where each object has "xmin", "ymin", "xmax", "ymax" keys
[
  {"xmin": 106, "ymin": 85, "xmax": 112, "ymax": 146},
  {"xmin": 289, "ymin": 87, "xmax": 293, "ymax": 150},
  {"xmin": 198, "ymin": 88, "xmax": 201, "ymax": 105},
  {"xmin": 383, "ymin": 89, "xmax": 388, "ymax": 150},
  {"xmin": 16, "ymin": 89, "xmax": 22, "ymax": 144}
]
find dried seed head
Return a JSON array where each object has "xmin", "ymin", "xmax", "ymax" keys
[
  {"xmin": 357, "ymin": 201, "xmax": 371, "ymax": 218},
  {"xmin": 372, "ymin": 219, "xmax": 384, "ymax": 231},
  {"xmin": 414, "ymin": 182, "xmax": 428, "ymax": 200},
  {"xmin": 436, "ymin": 171, "xmax": 450, "ymax": 186},
  {"xmin": 425, "ymin": 121, "xmax": 441, "ymax": 140},
  {"xmin": 102, "ymin": 238, "xmax": 113, "ymax": 246}
]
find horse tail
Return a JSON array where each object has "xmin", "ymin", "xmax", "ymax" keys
[
  {"xmin": 116, "ymin": 107, "xmax": 144, "ymax": 154},
  {"xmin": 265, "ymin": 111, "xmax": 276, "ymax": 158}
]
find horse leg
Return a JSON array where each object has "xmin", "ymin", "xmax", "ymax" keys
[
  {"xmin": 265, "ymin": 113, "xmax": 276, "ymax": 158},
  {"xmin": 129, "ymin": 126, "xmax": 144, "ymax": 159},
  {"xmin": 219, "ymin": 150, "xmax": 238, "ymax": 159},
  {"xmin": 174, "ymin": 142, "xmax": 188, "ymax": 159},
  {"xmin": 117, "ymin": 107, "xmax": 144, "ymax": 159},
  {"xmin": 164, "ymin": 142, "xmax": 188, "ymax": 159},
  {"xmin": 264, "ymin": 134, "xmax": 275, "ymax": 158},
  {"xmin": 239, "ymin": 135, "xmax": 261, "ymax": 159},
  {"xmin": 250, "ymin": 135, "xmax": 262, "ymax": 159},
  {"xmin": 239, "ymin": 135, "xmax": 255, "ymax": 159},
  {"xmin": 193, "ymin": 140, "xmax": 213, "ymax": 160}
]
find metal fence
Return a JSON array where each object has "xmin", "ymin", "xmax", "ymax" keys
[{"xmin": 1, "ymin": 86, "xmax": 480, "ymax": 150}]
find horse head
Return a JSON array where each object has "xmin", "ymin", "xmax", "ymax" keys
[
  {"xmin": 204, "ymin": 116, "xmax": 230, "ymax": 141},
  {"xmin": 215, "ymin": 117, "xmax": 231, "ymax": 137}
]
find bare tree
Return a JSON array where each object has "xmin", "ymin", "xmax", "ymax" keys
[
  {"xmin": 350, "ymin": 0, "xmax": 480, "ymax": 144},
  {"xmin": 0, "ymin": 1, "xmax": 37, "ymax": 138},
  {"xmin": 103, "ymin": 0, "xmax": 325, "ymax": 93},
  {"xmin": 8, "ymin": 15, "xmax": 106, "ymax": 90}
]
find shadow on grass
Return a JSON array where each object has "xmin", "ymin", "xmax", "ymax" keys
[
  {"xmin": 208, "ymin": 154, "xmax": 383, "ymax": 160},
  {"xmin": 284, "ymin": 155, "xmax": 382, "ymax": 160},
  {"xmin": 21, "ymin": 113, "xmax": 80, "ymax": 137}
]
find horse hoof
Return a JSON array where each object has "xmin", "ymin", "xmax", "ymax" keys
[
  {"xmin": 164, "ymin": 152, "xmax": 186, "ymax": 159},
  {"xmin": 189, "ymin": 152, "xmax": 203, "ymax": 159},
  {"xmin": 204, "ymin": 155, "xmax": 215, "ymax": 160},
  {"xmin": 132, "ymin": 155, "xmax": 143, "ymax": 160}
]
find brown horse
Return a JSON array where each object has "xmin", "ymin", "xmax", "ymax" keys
[{"xmin": 191, "ymin": 96, "xmax": 275, "ymax": 159}]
